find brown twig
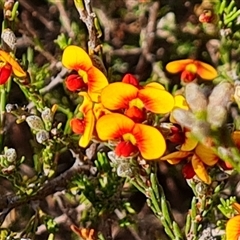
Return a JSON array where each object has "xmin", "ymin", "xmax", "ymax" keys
[
  {"xmin": 39, "ymin": 63, "xmax": 69, "ymax": 94},
  {"xmin": 18, "ymin": 0, "xmax": 55, "ymax": 32},
  {"xmin": 135, "ymin": 2, "xmax": 160, "ymax": 76},
  {"xmin": 54, "ymin": 1, "xmax": 75, "ymax": 39},
  {"xmin": 74, "ymin": 0, "xmax": 101, "ymax": 52},
  {"xmin": 0, "ymin": 158, "xmax": 91, "ymax": 226}
]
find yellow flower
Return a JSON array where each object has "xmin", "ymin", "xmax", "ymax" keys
[
  {"xmin": 62, "ymin": 45, "xmax": 108, "ymax": 102},
  {"xmin": 166, "ymin": 59, "xmax": 217, "ymax": 83},
  {"xmin": 0, "ymin": 50, "xmax": 26, "ymax": 84}
]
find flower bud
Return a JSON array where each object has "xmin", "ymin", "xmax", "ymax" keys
[
  {"xmin": 185, "ymin": 83, "xmax": 207, "ymax": 114},
  {"xmin": 207, "ymin": 82, "xmax": 233, "ymax": 128},
  {"xmin": 36, "ymin": 130, "xmax": 49, "ymax": 144},
  {"xmin": 208, "ymin": 81, "xmax": 234, "ymax": 108},
  {"xmin": 26, "ymin": 115, "xmax": 45, "ymax": 131},
  {"xmin": 207, "ymin": 105, "xmax": 227, "ymax": 128},
  {"xmin": 5, "ymin": 148, "xmax": 17, "ymax": 163},
  {"xmin": 41, "ymin": 108, "xmax": 53, "ymax": 123},
  {"xmin": 1, "ymin": 28, "xmax": 16, "ymax": 52},
  {"xmin": 4, "ymin": 0, "xmax": 14, "ymax": 11},
  {"xmin": 234, "ymin": 85, "xmax": 240, "ymax": 109},
  {"xmin": 172, "ymin": 108, "xmax": 196, "ymax": 129}
]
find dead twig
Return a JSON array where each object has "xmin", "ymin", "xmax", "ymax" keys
[
  {"xmin": 0, "ymin": 157, "xmax": 91, "ymax": 226},
  {"xmin": 135, "ymin": 2, "xmax": 160, "ymax": 75},
  {"xmin": 74, "ymin": 0, "xmax": 101, "ymax": 52}
]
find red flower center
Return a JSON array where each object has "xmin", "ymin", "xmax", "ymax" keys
[
  {"xmin": 65, "ymin": 74, "xmax": 86, "ymax": 92},
  {"xmin": 115, "ymin": 141, "xmax": 138, "ymax": 157},
  {"xmin": 0, "ymin": 62, "xmax": 12, "ymax": 85},
  {"xmin": 125, "ymin": 106, "xmax": 145, "ymax": 123},
  {"xmin": 181, "ymin": 70, "xmax": 197, "ymax": 83},
  {"xmin": 182, "ymin": 162, "xmax": 195, "ymax": 179},
  {"xmin": 70, "ymin": 118, "xmax": 86, "ymax": 134}
]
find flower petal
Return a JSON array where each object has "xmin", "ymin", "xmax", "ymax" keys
[
  {"xmin": 226, "ymin": 215, "xmax": 240, "ymax": 240},
  {"xmin": 79, "ymin": 109, "xmax": 95, "ymax": 148},
  {"xmin": 161, "ymin": 151, "xmax": 192, "ymax": 161},
  {"xmin": 0, "ymin": 63, "xmax": 12, "ymax": 84},
  {"xmin": 144, "ymin": 82, "xmax": 165, "ymax": 90},
  {"xmin": 0, "ymin": 50, "xmax": 26, "ymax": 78},
  {"xmin": 65, "ymin": 74, "xmax": 85, "ymax": 91},
  {"xmin": 166, "ymin": 59, "xmax": 194, "ymax": 73},
  {"xmin": 96, "ymin": 113, "xmax": 135, "ymax": 140},
  {"xmin": 101, "ymin": 82, "xmax": 138, "ymax": 110},
  {"xmin": 133, "ymin": 124, "xmax": 166, "ymax": 159},
  {"xmin": 191, "ymin": 154, "xmax": 211, "ymax": 184},
  {"xmin": 138, "ymin": 88, "xmax": 174, "ymax": 114},
  {"xmin": 195, "ymin": 143, "xmax": 218, "ymax": 166},
  {"xmin": 181, "ymin": 131, "xmax": 198, "ymax": 151},
  {"xmin": 196, "ymin": 61, "xmax": 218, "ymax": 80},
  {"xmin": 122, "ymin": 73, "xmax": 139, "ymax": 87},
  {"xmin": 174, "ymin": 95, "xmax": 189, "ymax": 110},
  {"xmin": 62, "ymin": 45, "xmax": 92, "ymax": 71},
  {"xmin": 79, "ymin": 92, "xmax": 93, "ymax": 113},
  {"xmin": 86, "ymin": 66, "xmax": 109, "ymax": 102}
]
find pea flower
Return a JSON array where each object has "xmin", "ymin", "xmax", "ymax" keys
[
  {"xmin": 62, "ymin": 45, "xmax": 108, "ymax": 102},
  {"xmin": 161, "ymin": 132, "xmax": 218, "ymax": 184},
  {"xmin": 100, "ymin": 82, "xmax": 174, "ymax": 122},
  {"xmin": 166, "ymin": 59, "xmax": 217, "ymax": 83},
  {"xmin": 96, "ymin": 113, "xmax": 166, "ymax": 160},
  {"xmin": 226, "ymin": 203, "xmax": 240, "ymax": 240},
  {"xmin": 0, "ymin": 49, "xmax": 26, "ymax": 84}
]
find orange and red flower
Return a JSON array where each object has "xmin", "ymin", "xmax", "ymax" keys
[
  {"xmin": 96, "ymin": 113, "xmax": 166, "ymax": 160},
  {"xmin": 62, "ymin": 45, "xmax": 108, "ymax": 102},
  {"xmin": 100, "ymin": 82, "xmax": 174, "ymax": 122},
  {"xmin": 0, "ymin": 49, "xmax": 26, "ymax": 84},
  {"xmin": 161, "ymin": 132, "xmax": 218, "ymax": 184},
  {"xmin": 166, "ymin": 59, "xmax": 217, "ymax": 83}
]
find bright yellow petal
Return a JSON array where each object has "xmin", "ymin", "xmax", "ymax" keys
[
  {"xmin": 196, "ymin": 61, "xmax": 218, "ymax": 80},
  {"xmin": 93, "ymin": 103, "xmax": 111, "ymax": 119},
  {"xmin": 144, "ymin": 82, "xmax": 165, "ymax": 90},
  {"xmin": 161, "ymin": 151, "xmax": 192, "ymax": 160},
  {"xmin": 96, "ymin": 113, "xmax": 135, "ymax": 140},
  {"xmin": 87, "ymin": 66, "xmax": 109, "ymax": 102},
  {"xmin": 0, "ymin": 50, "xmax": 26, "ymax": 78},
  {"xmin": 170, "ymin": 95, "xmax": 189, "ymax": 123},
  {"xmin": 79, "ymin": 109, "xmax": 95, "ymax": 148},
  {"xmin": 191, "ymin": 154, "xmax": 211, "ymax": 184},
  {"xmin": 226, "ymin": 215, "xmax": 240, "ymax": 240},
  {"xmin": 174, "ymin": 95, "xmax": 189, "ymax": 110},
  {"xmin": 195, "ymin": 143, "xmax": 218, "ymax": 166},
  {"xmin": 79, "ymin": 92, "xmax": 93, "ymax": 113},
  {"xmin": 62, "ymin": 45, "xmax": 92, "ymax": 71},
  {"xmin": 167, "ymin": 159, "xmax": 182, "ymax": 164},
  {"xmin": 101, "ymin": 82, "xmax": 138, "ymax": 110},
  {"xmin": 138, "ymin": 88, "xmax": 174, "ymax": 114},
  {"xmin": 133, "ymin": 124, "xmax": 166, "ymax": 159},
  {"xmin": 181, "ymin": 131, "xmax": 198, "ymax": 151},
  {"xmin": 166, "ymin": 59, "xmax": 194, "ymax": 73}
]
